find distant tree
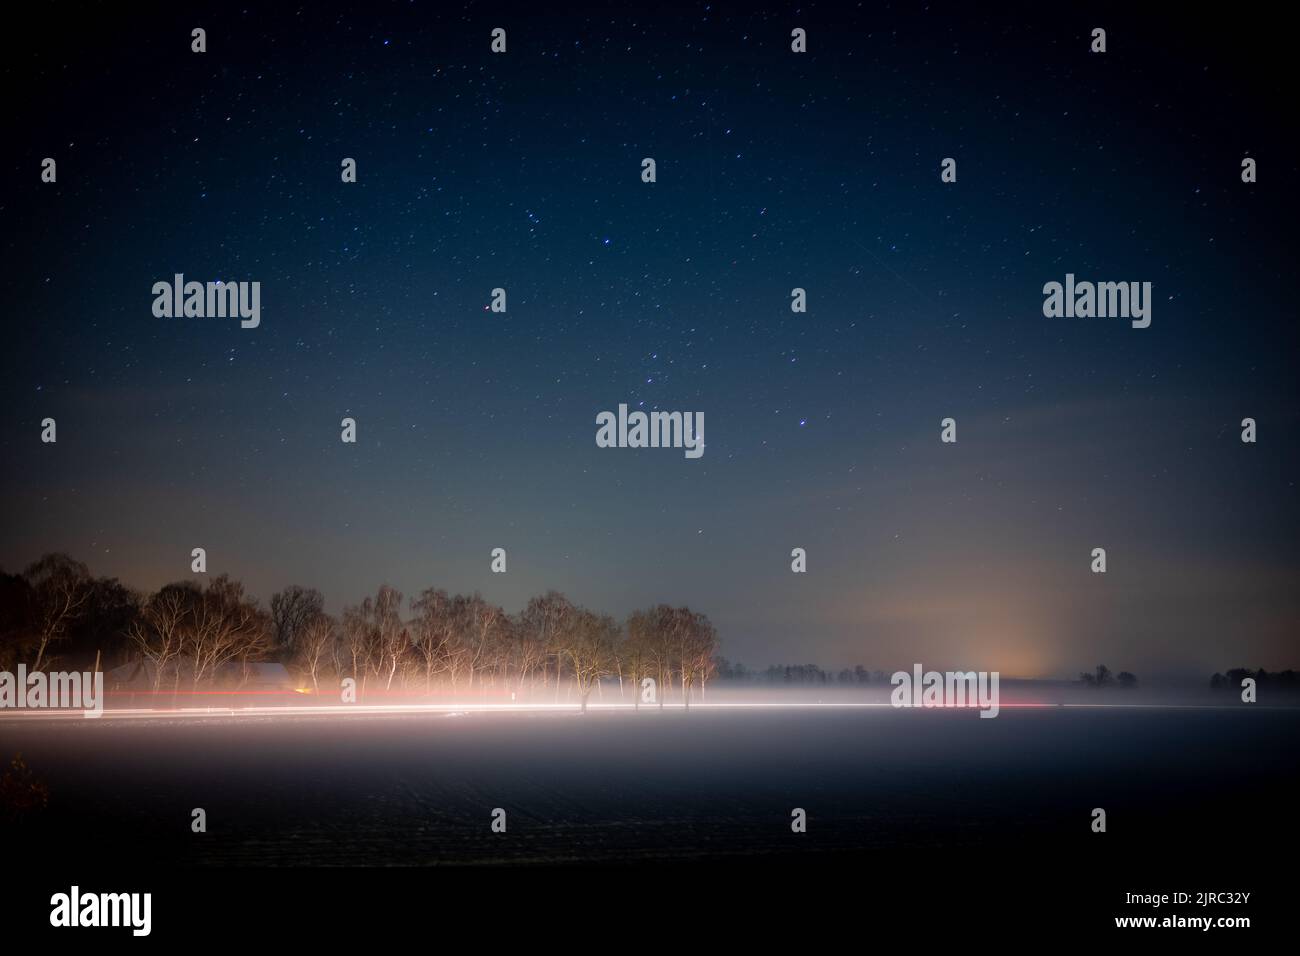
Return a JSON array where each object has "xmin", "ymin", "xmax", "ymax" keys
[
  {"xmin": 711, "ymin": 657, "xmax": 750, "ymax": 682},
  {"xmin": 1212, "ymin": 668, "xmax": 1300, "ymax": 693},
  {"xmin": 1225, "ymin": 668, "xmax": 1253, "ymax": 688},
  {"xmin": 1116, "ymin": 671, "xmax": 1138, "ymax": 689}
]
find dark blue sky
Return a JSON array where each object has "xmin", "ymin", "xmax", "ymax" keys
[{"xmin": 2, "ymin": 2, "xmax": 1296, "ymax": 678}]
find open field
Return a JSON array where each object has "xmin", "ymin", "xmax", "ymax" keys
[{"xmin": 3, "ymin": 705, "xmax": 1294, "ymax": 868}]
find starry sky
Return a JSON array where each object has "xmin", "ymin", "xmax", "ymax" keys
[{"xmin": 2, "ymin": 2, "xmax": 1296, "ymax": 679}]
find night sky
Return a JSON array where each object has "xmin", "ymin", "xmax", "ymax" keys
[{"xmin": 2, "ymin": 3, "xmax": 1296, "ymax": 679}]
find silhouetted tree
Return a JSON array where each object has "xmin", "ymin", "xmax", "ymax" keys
[
  {"xmin": 23, "ymin": 554, "xmax": 91, "ymax": 671},
  {"xmin": 67, "ymin": 577, "xmax": 138, "ymax": 669},
  {"xmin": 271, "ymin": 586, "xmax": 324, "ymax": 656},
  {"xmin": 1211, "ymin": 668, "xmax": 1300, "ymax": 693},
  {"xmin": 0, "ymin": 571, "xmax": 36, "ymax": 670}
]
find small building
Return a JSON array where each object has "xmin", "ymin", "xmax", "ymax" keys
[
  {"xmin": 224, "ymin": 661, "xmax": 295, "ymax": 691},
  {"xmin": 107, "ymin": 657, "xmax": 195, "ymax": 691},
  {"xmin": 107, "ymin": 657, "xmax": 295, "ymax": 691}
]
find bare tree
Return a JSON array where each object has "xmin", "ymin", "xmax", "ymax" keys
[
  {"xmin": 340, "ymin": 603, "xmax": 371, "ymax": 697},
  {"xmin": 678, "ymin": 610, "xmax": 718, "ymax": 710},
  {"xmin": 339, "ymin": 586, "xmax": 409, "ymax": 693},
  {"xmin": 126, "ymin": 587, "xmax": 192, "ymax": 691},
  {"xmin": 271, "ymin": 586, "xmax": 324, "ymax": 656},
  {"xmin": 84, "ymin": 557, "xmax": 726, "ymax": 709},
  {"xmin": 24, "ymin": 554, "xmax": 91, "ymax": 671},
  {"xmin": 189, "ymin": 576, "xmax": 269, "ymax": 688},
  {"xmin": 296, "ymin": 613, "xmax": 337, "ymax": 694},
  {"xmin": 564, "ymin": 609, "xmax": 618, "ymax": 713},
  {"xmin": 371, "ymin": 586, "xmax": 408, "ymax": 691},
  {"xmin": 511, "ymin": 609, "xmax": 548, "ymax": 694},
  {"xmin": 642, "ymin": 604, "xmax": 685, "ymax": 710},
  {"xmin": 623, "ymin": 610, "xmax": 655, "ymax": 711},
  {"xmin": 410, "ymin": 588, "xmax": 456, "ymax": 693},
  {"xmin": 519, "ymin": 592, "xmax": 576, "ymax": 700},
  {"xmin": 457, "ymin": 595, "xmax": 508, "ymax": 693}
]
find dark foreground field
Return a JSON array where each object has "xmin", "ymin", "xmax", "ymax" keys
[
  {"xmin": 3, "ymin": 706, "xmax": 1294, "ymax": 934},
  {"xmin": 3, "ymin": 706, "xmax": 1295, "ymax": 864}
]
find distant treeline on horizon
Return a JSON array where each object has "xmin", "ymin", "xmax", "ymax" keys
[
  {"xmin": 718, "ymin": 662, "xmax": 1148, "ymax": 688},
  {"xmin": 1210, "ymin": 668, "xmax": 1300, "ymax": 691},
  {"xmin": 0, "ymin": 553, "xmax": 1293, "ymax": 699}
]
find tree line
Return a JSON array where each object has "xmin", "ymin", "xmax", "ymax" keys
[
  {"xmin": 0, "ymin": 552, "xmax": 720, "ymax": 712},
  {"xmin": 714, "ymin": 662, "xmax": 902, "ymax": 685},
  {"xmin": 1210, "ymin": 668, "xmax": 1299, "ymax": 691},
  {"xmin": 1078, "ymin": 664, "xmax": 1138, "ymax": 688}
]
